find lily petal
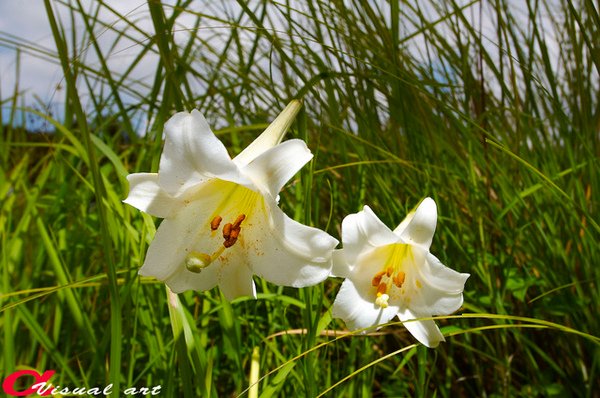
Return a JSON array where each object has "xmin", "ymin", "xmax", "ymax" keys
[
  {"xmin": 234, "ymin": 100, "xmax": 303, "ymax": 166},
  {"xmin": 332, "ymin": 279, "xmax": 399, "ymax": 332},
  {"xmin": 138, "ymin": 215, "xmax": 196, "ymax": 282},
  {"xmin": 331, "ymin": 249, "xmax": 352, "ymax": 278},
  {"xmin": 217, "ymin": 253, "xmax": 257, "ymax": 300},
  {"xmin": 243, "ymin": 139, "xmax": 313, "ymax": 199},
  {"xmin": 398, "ymin": 197, "xmax": 437, "ymax": 250},
  {"xmin": 158, "ymin": 110, "xmax": 241, "ymax": 196},
  {"xmin": 248, "ymin": 201, "xmax": 338, "ymax": 287},
  {"xmin": 408, "ymin": 253, "xmax": 469, "ymax": 315},
  {"xmin": 340, "ymin": 206, "xmax": 398, "ymax": 264},
  {"xmin": 163, "ymin": 261, "xmax": 220, "ymax": 294},
  {"xmin": 124, "ymin": 173, "xmax": 179, "ymax": 218},
  {"xmin": 398, "ymin": 308, "xmax": 445, "ymax": 348},
  {"xmin": 165, "ymin": 248, "xmax": 256, "ymax": 299},
  {"xmin": 420, "ymin": 253, "xmax": 470, "ymax": 293}
]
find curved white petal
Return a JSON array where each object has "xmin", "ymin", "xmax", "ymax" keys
[
  {"xmin": 217, "ymin": 253, "xmax": 257, "ymax": 300},
  {"xmin": 243, "ymin": 139, "xmax": 313, "ymax": 199},
  {"xmin": 420, "ymin": 253, "xmax": 470, "ymax": 294},
  {"xmin": 247, "ymin": 200, "xmax": 338, "ymax": 287},
  {"xmin": 398, "ymin": 308, "xmax": 445, "ymax": 348},
  {"xmin": 393, "ymin": 208, "xmax": 415, "ymax": 236},
  {"xmin": 341, "ymin": 206, "xmax": 398, "ymax": 264},
  {"xmin": 234, "ymin": 100, "xmax": 303, "ymax": 166},
  {"xmin": 407, "ymin": 253, "xmax": 469, "ymax": 315},
  {"xmin": 331, "ymin": 279, "xmax": 399, "ymax": 332},
  {"xmin": 331, "ymin": 249, "xmax": 352, "ymax": 278},
  {"xmin": 165, "ymin": 247, "xmax": 256, "ymax": 300},
  {"xmin": 162, "ymin": 261, "xmax": 220, "ymax": 294},
  {"xmin": 158, "ymin": 110, "xmax": 242, "ymax": 196},
  {"xmin": 124, "ymin": 173, "xmax": 179, "ymax": 218},
  {"xmin": 398, "ymin": 198, "xmax": 437, "ymax": 250},
  {"xmin": 139, "ymin": 213, "xmax": 197, "ymax": 282}
]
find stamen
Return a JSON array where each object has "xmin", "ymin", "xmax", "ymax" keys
[
  {"xmin": 376, "ymin": 281, "xmax": 388, "ymax": 295},
  {"xmin": 224, "ymin": 226, "xmax": 241, "ymax": 248},
  {"xmin": 222, "ymin": 214, "xmax": 246, "ymax": 248},
  {"xmin": 392, "ymin": 272, "xmax": 406, "ymax": 288},
  {"xmin": 185, "ymin": 251, "xmax": 212, "ymax": 273},
  {"xmin": 223, "ymin": 237, "xmax": 237, "ymax": 248},
  {"xmin": 233, "ymin": 214, "xmax": 246, "ymax": 228},
  {"xmin": 386, "ymin": 266, "xmax": 393, "ymax": 277},
  {"xmin": 210, "ymin": 216, "xmax": 222, "ymax": 231},
  {"xmin": 371, "ymin": 270, "xmax": 387, "ymax": 287},
  {"xmin": 223, "ymin": 223, "xmax": 233, "ymax": 240}
]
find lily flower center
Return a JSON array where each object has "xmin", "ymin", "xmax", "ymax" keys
[
  {"xmin": 184, "ymin": 179, "xmax": 263, "ymax": 273},
  {"xmin": 370, "ymin": 243, "xmax": 415, "ymax": 308}
]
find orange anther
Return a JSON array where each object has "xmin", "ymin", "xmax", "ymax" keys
[
  {"xmin": 210, "ymin": 216, "xmax": 222, "ymax": 231},
  {"xmin": 393, "ymin": 272, "xmax": 406, "ymax": 288},
  {"xmin": 376, "ymin": 282, "xmax": 388, "ymax": 295},
  {"xmin": 223, "ymin": 237, "xmax": 238, "ymax": 248},
  {"xmin": 233, "ymin": 214, "xmax": 246, "ymax": 228},
  {"xmin": 223, "ymin": 223, "xmax": 233, "ymax": 240},
  {"xmin": 371, "ymin": 270, "xmax": 386, "ymax": 287},
  {"xmin": 230, "ymin": 226, "xmax": 240, "ymax": 240},
  {"xmin": 386, "ymin": 266, "xmax": 393, "ymax": 277}
]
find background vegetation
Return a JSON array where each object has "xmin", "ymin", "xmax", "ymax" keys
[{"xmin": 1, "ymin": 0, "xmax": 598, "ymax": 396}]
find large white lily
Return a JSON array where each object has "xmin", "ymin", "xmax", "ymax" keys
[
  {"xmin": 124, "ymin": 101, "xmax": 338, "ymax": 300},
  {"xmin": 331, "ymin": 198, "xmax": 469, "ymax": 347}
]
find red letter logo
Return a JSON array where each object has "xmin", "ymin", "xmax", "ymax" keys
[{"xmin": 2, "ymin": 370, "xmax": 55, "ymax": 396}]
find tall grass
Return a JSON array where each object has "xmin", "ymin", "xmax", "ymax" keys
[{"xmin": 1, "ymin": 0, "xmax": 598, "ymax": 396}]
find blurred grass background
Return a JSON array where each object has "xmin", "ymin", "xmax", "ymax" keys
[{"xmin": 1, "ymin": 0, "xmax": 598, "ymax": 396}]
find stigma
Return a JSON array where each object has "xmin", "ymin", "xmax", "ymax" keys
[
  {"xmin": 185, "ymin": 251, "xmax": 213, "ymax": 273},
  {"xmin": 375, "ymin": 293, "xmax": 390, "ymax": 308}
]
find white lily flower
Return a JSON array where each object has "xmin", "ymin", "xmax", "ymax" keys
[
  {"xmin": 331, "ymin": 198, "xmax": 469, "ymax": 348},
  {"xmin": 124, "ymin": 101, "xmax": 338, "ymax": 300}
]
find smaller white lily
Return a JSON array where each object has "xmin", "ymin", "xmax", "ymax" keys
[
  {"xmin": 331, "ymin": 198, "xmax": 469, "ymax": 348},
  {"xmin": 124, "ymin": 101, "xmax": 338, "ymax": 300}
]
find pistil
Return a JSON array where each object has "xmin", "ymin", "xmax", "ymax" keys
[
  {"xmin": 185, "ymin": 251, "xmax": 213, "ymax": 273},
  {"xmin": 375, "ymin": 293, "xmax": 390, "ymax": 308}
]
